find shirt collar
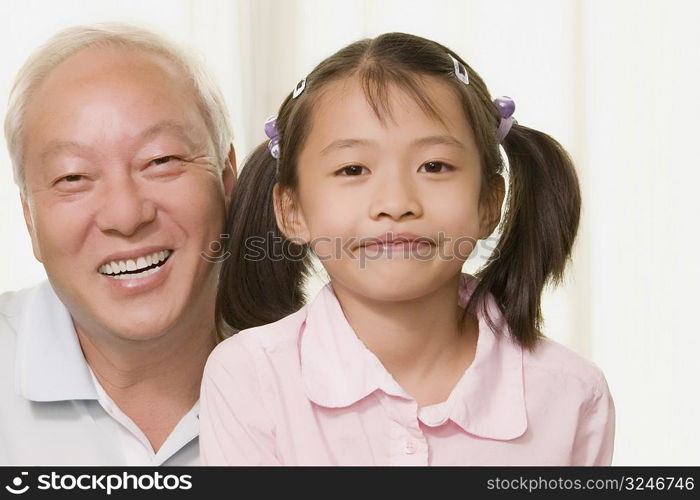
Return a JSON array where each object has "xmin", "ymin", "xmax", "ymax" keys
[
  {"xmin": 299, "ymin": 272, "xmax": 527, "ymax": 441},
  {"xmin": 13, "ymin": 281, "xmax": 201, "ymax": 460},
  {"xmin": 15, "ymin": 281, "xmax": 98, "ymax": 402},
  {"xmin": 87, "ymin": 366, "xmax": 199, "ymax": 464}
]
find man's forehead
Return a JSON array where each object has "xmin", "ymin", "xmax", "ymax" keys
[
  {"xmin": 24, "ymin": 46, "xmax": 207, "ymax": 150},
  {"xmin": 39, "ymin": 44, "xmax": 187, "ymax": 94}
]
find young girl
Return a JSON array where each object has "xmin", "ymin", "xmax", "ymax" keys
[{"xmin": 200, "ymin": 33, "xmax": 615, "ymax": 465}]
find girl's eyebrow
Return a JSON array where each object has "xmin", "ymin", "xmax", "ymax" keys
[
  {"xmin": 320, "ymin": 138, "xmax": 373, "ymax": 156},
  {"xmin": 412, "ymin": 135, "xmax": 466, "ymax": 149},
  {"xmin": 320, "ymin": 135, "xmax": 466, "ymax": 156}
]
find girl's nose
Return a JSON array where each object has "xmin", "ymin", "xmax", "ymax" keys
[{"xmin": 368, "ymin": 173, "xmax": 423, "ymax": 221}]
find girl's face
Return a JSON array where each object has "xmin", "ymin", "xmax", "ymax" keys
[{"xmin": 276, "ymin": 75, "xmax": 503, "ymax": 302}]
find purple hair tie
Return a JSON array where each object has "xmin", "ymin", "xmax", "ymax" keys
[
  {"xmin": 494, "ymin": 96, "xmax": 516, "ymax": 143},
  {"xmin": 264, "ymin": 115, "xmax": 280, "ymax": 159}
]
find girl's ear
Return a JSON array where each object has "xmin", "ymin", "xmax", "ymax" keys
[
  {"xmin": 478, "ymin": 174, "xmax": 506, "ymax": 239},
  {"xmin": 273, "ymin": 183, "xmax": 311, "ymax": 244}
]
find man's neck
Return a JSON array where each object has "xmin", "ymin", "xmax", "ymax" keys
[{"xmin": 75, "ymin": 316, "xmax": 216, "ymax": 453}]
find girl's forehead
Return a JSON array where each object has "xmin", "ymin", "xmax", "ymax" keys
[{"xmin": 309, "ymin": 74, "xmax": 475, "ymax": 142}]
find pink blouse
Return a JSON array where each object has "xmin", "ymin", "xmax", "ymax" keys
[{"xmin": 200, "ymin": 273, "xmax": 615, "ymax": 465}]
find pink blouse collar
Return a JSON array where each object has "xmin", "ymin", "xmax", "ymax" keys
[{"xmin": 299, "ymin": 273, "xmax": 528, "ymax": 440}]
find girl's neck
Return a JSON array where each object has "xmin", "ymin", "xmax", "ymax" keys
[{"xmin": 330, "ymin": 272, "xmax": 479, "ymax": 406}]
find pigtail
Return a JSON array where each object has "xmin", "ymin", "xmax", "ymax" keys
[
  {"xmin": 468, "ymin": 123, "xmax": 581, "ymax": 351},
  {"xmin": 216, "ymin": 143, "xmax": 311, "ymax": 338}
]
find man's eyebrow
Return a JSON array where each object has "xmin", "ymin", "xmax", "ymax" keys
[
  {"xmin": 137, "ymin": 120, "xmax": 200, "ymax": 149},
  {"xmin": 411, "ymin": 135, "xmax": 466, "ymax": 149},
  {"xmin": 40, "ymin": 121, "xmax": 202, "ymax": 162},
  {"xmin": 40, "ymin": 141, "xmax": 90, "ymax": 163},
  {"xmin": 320, "ymin": 138, "xmax": 376, "ymax": 156}
]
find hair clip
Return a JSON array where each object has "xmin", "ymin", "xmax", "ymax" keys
[
  {"xmin": 448, "ymin": 54, "xmax": 469, "ymax": 85},
  {"xmin": 264, "ymin": 115, "xmax": 280, "ymax": 159},
  {"xmin": 493, "ymin": 96, "xmax": 516, "ymax": 142},
  {"xmin": 292, "ymin": 78, "xmax": 306, "ymax": 99}
]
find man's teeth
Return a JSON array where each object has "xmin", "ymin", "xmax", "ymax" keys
[
  {"xmin": 111, "ymin": 267, "xmax": 162, "ymax": 280},
  {"xmin": 99, "ymin": 250, "xmax": 171, "ymax": 277}
]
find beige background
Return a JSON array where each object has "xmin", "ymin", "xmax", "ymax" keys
[{"xmin": 1, "ymin": 0, "xmax": 698, "ymax": 465}]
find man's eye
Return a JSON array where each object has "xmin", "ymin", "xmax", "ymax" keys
[
  {"xmin": 55, "ymin": 174, "xmax": 85, "ymax": 185},
  {"xmin": 151, "ymin": 156, "xmax": 178, "ymax": 166},
  {"xmin": 53, "ymin": 174, "xmax": 89, "ymax": 192},
  {"xmin": 419, "ymin": 161, "xmax": 453, "ymax": 173},
  {"xmin": 336, "ymin": 165, "xmax": 368, "ymax": 176}
]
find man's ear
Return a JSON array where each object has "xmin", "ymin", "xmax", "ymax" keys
[
  {"xmin": 272, "ymin": 183, "xmax": 310, "ymax": 244},
  {"xmin": 21, "ymin": 195, "xmax": 43, "ymax": 263},
  {"xmin": 478, "ymin": 174, "xmax": 506, "ymax": 240},
  {"xmin": 222, "ymin": 145, "xmax": 237, "ymax": 208}
]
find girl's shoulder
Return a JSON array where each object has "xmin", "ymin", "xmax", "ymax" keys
[
  {"xmin": 523, "ymin": 336, "xmax": 611, "ymax": 398},
  {"xmin": 210, "ymin": 304, "xmax": 310, "ymax": 363}
]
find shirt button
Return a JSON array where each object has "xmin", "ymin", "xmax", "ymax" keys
[{"xmin": 404, "ymin": 439, "xmax": 417, "ymax": 455}]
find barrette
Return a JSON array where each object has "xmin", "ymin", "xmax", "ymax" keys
[
  {"xmin": 292, "ymin": 78, "xmax": 306, "ymax": 99},
  {"xmin": 264, "ymin": 115, "xmax": 280, "ymax": 159},
  {"xmin": 493, "ymin": 96, "xmax": 516, "ymax": 142},
  {"xmin": 448, "ymin": 54, "xmax": 469, "ymax": 85}
]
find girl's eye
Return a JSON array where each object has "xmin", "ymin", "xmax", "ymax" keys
[
  {"xmin": 419, "ymin": 161, "xmax": 453, "ymax": 173},
  {"xmin": 335, "ymin": 165, "xmax": 368, "ymax": 176}
]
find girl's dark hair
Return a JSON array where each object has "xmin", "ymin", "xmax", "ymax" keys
[{"xmin": 217, "ymin": 32, "xmax": 581, "ymax": 351}]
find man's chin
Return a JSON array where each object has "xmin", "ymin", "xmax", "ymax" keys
[
  {"xmin": 73, "ymin": 301, "xmax": 186, "ymax": 344},
  {"xmin": 100, "ymin": 317, "xmax": 182, "ymax": 343},
  {"xmin": 51, "ymin": 266, "xmax": 215, "ymax": 344}
]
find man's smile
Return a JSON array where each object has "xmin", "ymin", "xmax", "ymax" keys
[{"xmin": 99, "ymin": 248, "xmax": 173, "ymax": 279}]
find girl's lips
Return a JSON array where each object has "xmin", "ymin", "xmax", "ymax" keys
[
  {"xmin": 363, "ymin": 240, "xmax": 427, "ymax": 247},
  {"xmin": 361, "ymin": 240, "xmax": 434, "ymax": 253},
  {"xmin": 357, "ymin": 232, "xmax": 434, "ymax": 250}
]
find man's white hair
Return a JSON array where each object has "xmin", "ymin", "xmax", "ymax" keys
[{"xmin": 4, "ymin": 22, "xmax": 234, "ymax": 198}]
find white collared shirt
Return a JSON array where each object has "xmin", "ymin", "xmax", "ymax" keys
[{"xmin": 0, "ymin": 281, "xmax": 199, "ymax": 466}]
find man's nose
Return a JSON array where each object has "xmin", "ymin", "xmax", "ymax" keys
[
  {"xmin": 368, "ymin": 171, "xmax": 423, "ymax": 221},
  {"xmin": 95, "ymin": 174, "xmax": 157, "ymax": 236}
]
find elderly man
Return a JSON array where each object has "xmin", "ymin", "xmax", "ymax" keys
[{"xmin": 0, "ymin": 23, "xmax": 236, "ymax": 465}]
